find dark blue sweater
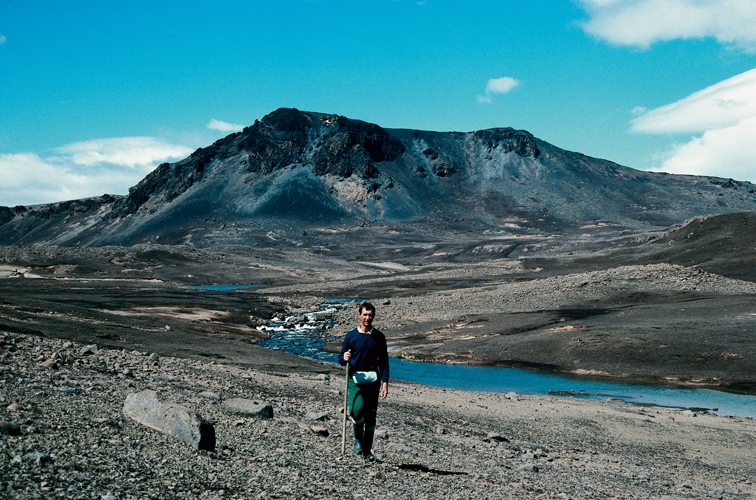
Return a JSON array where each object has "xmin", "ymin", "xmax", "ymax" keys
[{"xmin": 338, "ymin": 328, "xmax": 390, "ymax": 384}]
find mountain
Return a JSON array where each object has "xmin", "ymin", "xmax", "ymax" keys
[{"xmin": 2, "ymin": 108, "xmax": 756, "ymax": 248}]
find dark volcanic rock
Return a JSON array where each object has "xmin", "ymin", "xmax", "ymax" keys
[
  {"xmin": 473, "ymin": 128, "xmax": 541, "ymax": 159},
  {"xmin": 2, "ymin": 108, "xmax": 756, "ymax": 247}
]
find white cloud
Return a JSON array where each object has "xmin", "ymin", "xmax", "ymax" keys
[
  {"xmin": 0, "ymin": 34, "xmax": 6, "ymax": 45},
  {"xmin": 631, "ymin": 68, "xmax": 756, "ymax": 134},
  {"xmin": 631, "ymin": 68, "xmax": 756, "ymax": 182},
  {"xmin": 577, "ymin": 0, "xmax": 756, "ymax": 50},
  {"xmin": 477, "ymin": 77, "xmax": 520, "ymax": 104},
  {"xmin": 0, "ymin": 137, "xmax": 193, "ymax": 207},
  {"xmin": 207, "ymin": 118, "xmax": 244, "ymax": 132},
  {"xmin": 55, "ymin": 137, "xmax": 192, "ymax": 168},
  {"xmin": 652, "ymin": 116, "xmax": 756, "ymax": 180}
]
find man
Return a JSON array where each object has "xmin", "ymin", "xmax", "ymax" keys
[{"xmin": 338, "ymin": 301, "xmax": 389, "ymax": 461}]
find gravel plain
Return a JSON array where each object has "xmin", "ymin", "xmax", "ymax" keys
[{"xmin": 3, "ymin": 331, "xmax": 756, "ymax": 499}]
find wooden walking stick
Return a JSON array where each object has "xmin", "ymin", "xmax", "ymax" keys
[{"xmin": 341, "ymin": 360, "xmax": 349, "ymax": 455}]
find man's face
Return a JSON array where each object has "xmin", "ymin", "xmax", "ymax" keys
[{"xmin": 358, "ymin": 308, "xmax": 375, "ymax": 331}]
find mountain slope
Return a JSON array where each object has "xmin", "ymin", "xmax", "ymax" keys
[{"xmin": 1, "ymin": 108, "xmax": 756, "ymax": 247}]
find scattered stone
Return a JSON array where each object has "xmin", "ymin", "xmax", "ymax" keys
[
  {"xmin": 388, "ymin": 443, "xmax": 418, "ymax": 455},
  {"xmin": 40, "ymin": 359, "xmax": 59, "ymax": 369},
  {"xmin": 485, "ymin": 432, "xmax": 510, "ymax": 443},
  {"xmin": 80, "ymin": 345, "xmax": 97, "ymax": 356},
  {"xmin": 200, "ymin": 391, "xmax": 220, "ymax": 399},
  {"xmin": 23, "ymin": 452, "xmax": 53, "ymax": 464},
  {"xmin": 123, "ymin": 390, "xmax": 215, "ymax": 451},
  {"xmin": 7, "ymin": 402, "xmax": 24, "ymax": 411},
  {"xmin": 310, "ymin": 425, "xmax": 329, "ymax": 437},
  {"xmin": 222, "ymin": 398, "xmax": 274, "ymax": 420},
  {"xmin": 518, "ymin": 463, "xmax": 539, "ymax": 472},
  {"xmin": 0, "ymin": 420, "xmax": 21, "ymax": 435},
  {"xmin": 305, "ymin": 411, "xmax": 329, "ymax": 421}
]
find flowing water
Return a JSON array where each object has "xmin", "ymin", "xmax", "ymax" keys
[{"xmin": 199, "ymin": 289, "xmax": 756, "ymax": 418}]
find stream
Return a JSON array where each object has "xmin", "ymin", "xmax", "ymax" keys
[{"xmin": 227, "ymin": 292, "xmax": 756, "ymax": 418}]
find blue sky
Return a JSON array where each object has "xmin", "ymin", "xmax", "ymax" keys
[{"xmin": 1, "ymin": 0, "xmax": 756, "ymax": 206}]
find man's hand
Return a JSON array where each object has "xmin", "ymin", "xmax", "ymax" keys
[
  {"xmin": 380, "ymin": 382, "xmax": 388, "ymax": 400},
  {"xmin": 343, "ymin": 349, "xmax": 351, "ymax": 362}
]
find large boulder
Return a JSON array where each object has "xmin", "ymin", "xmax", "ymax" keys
[{"xmin": 123, "ymin": 390, "xmax": 215, "ymax": 451}]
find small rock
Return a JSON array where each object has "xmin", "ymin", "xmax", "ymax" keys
[
  {"xmin": 40, "ymin": 359, "xmax": 59, "ymax": 369},
  {"xmin": 310, "ymin": 426, "xmax": 329, "ymax": 436},
  {"xmin": 485, "ymin": 432, "xmax": 509, "ymax": 443},
  {"xmin": 305, "ymin": 411, "xmax": 329, "ymax": 421},
  {"xmin": 23, "ymin": 452, "xmax": 53, "ymax": 465},
  {"xmin": 80, "ymin": 345, "xmax": 97, "ymax": 356},
  {"xmin": 7, "ymin": 402, "xmax": 24, "ymax": 411},
  {"xmin": 0, "ymin": 420, "xmax": 21, "ymax": 435},
  {"xmin": 435, "ymin": 426, "xmax": 445, "ymax": 435},
  {"xmin": 200, "ymin": 391, "xmax": 220, "ymax": 400},
  {"xmin": 222, "ymin": 399, "xmax": 274, "ymax": 420}
]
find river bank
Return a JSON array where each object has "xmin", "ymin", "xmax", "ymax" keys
[{"xmin": 3, "ymin": 331, "xmax": 756, "ymax": 499}]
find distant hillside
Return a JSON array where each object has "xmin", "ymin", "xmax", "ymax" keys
[{"xmin": 2, "ymin": 108, "xmax": 756, "ymax": 247}]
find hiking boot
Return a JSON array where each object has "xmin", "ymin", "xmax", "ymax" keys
[
  {"xmin": 362, "ymin": 429, "xmax": 375, "ymax": 461},
  {"xmin": 352, "ymin": 424, "xmax": 364, "ymax": 455}
]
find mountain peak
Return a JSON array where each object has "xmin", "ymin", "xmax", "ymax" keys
[{"xmin": 1, "ymin": 108, "xmax": 756, "ymax": 247}]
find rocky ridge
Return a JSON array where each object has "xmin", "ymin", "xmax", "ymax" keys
[{"xmin": 2, "ymin": 109, "xmax": 756, "ymax": 247}]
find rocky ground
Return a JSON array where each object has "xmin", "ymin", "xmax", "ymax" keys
[{"xmin": 3, "ymin": 331, "xmax": 756, "ymax": 500}]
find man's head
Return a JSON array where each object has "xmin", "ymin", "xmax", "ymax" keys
[
  {"xmin": 358, "ymin": 301, "xmax": 376, "ymax": 332},
  {"xmin": 358, "ymin": 301, "xmax": 375, "ymax": 315}
]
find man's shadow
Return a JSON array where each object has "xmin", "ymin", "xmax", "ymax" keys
[{"xmin": 398, "ymin": 464, "xmax": 466, "ymax": 476}]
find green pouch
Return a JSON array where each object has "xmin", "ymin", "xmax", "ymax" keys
[{"xmin": 352, "ymin": 371, "xmax": 378, "ymax": 384}]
